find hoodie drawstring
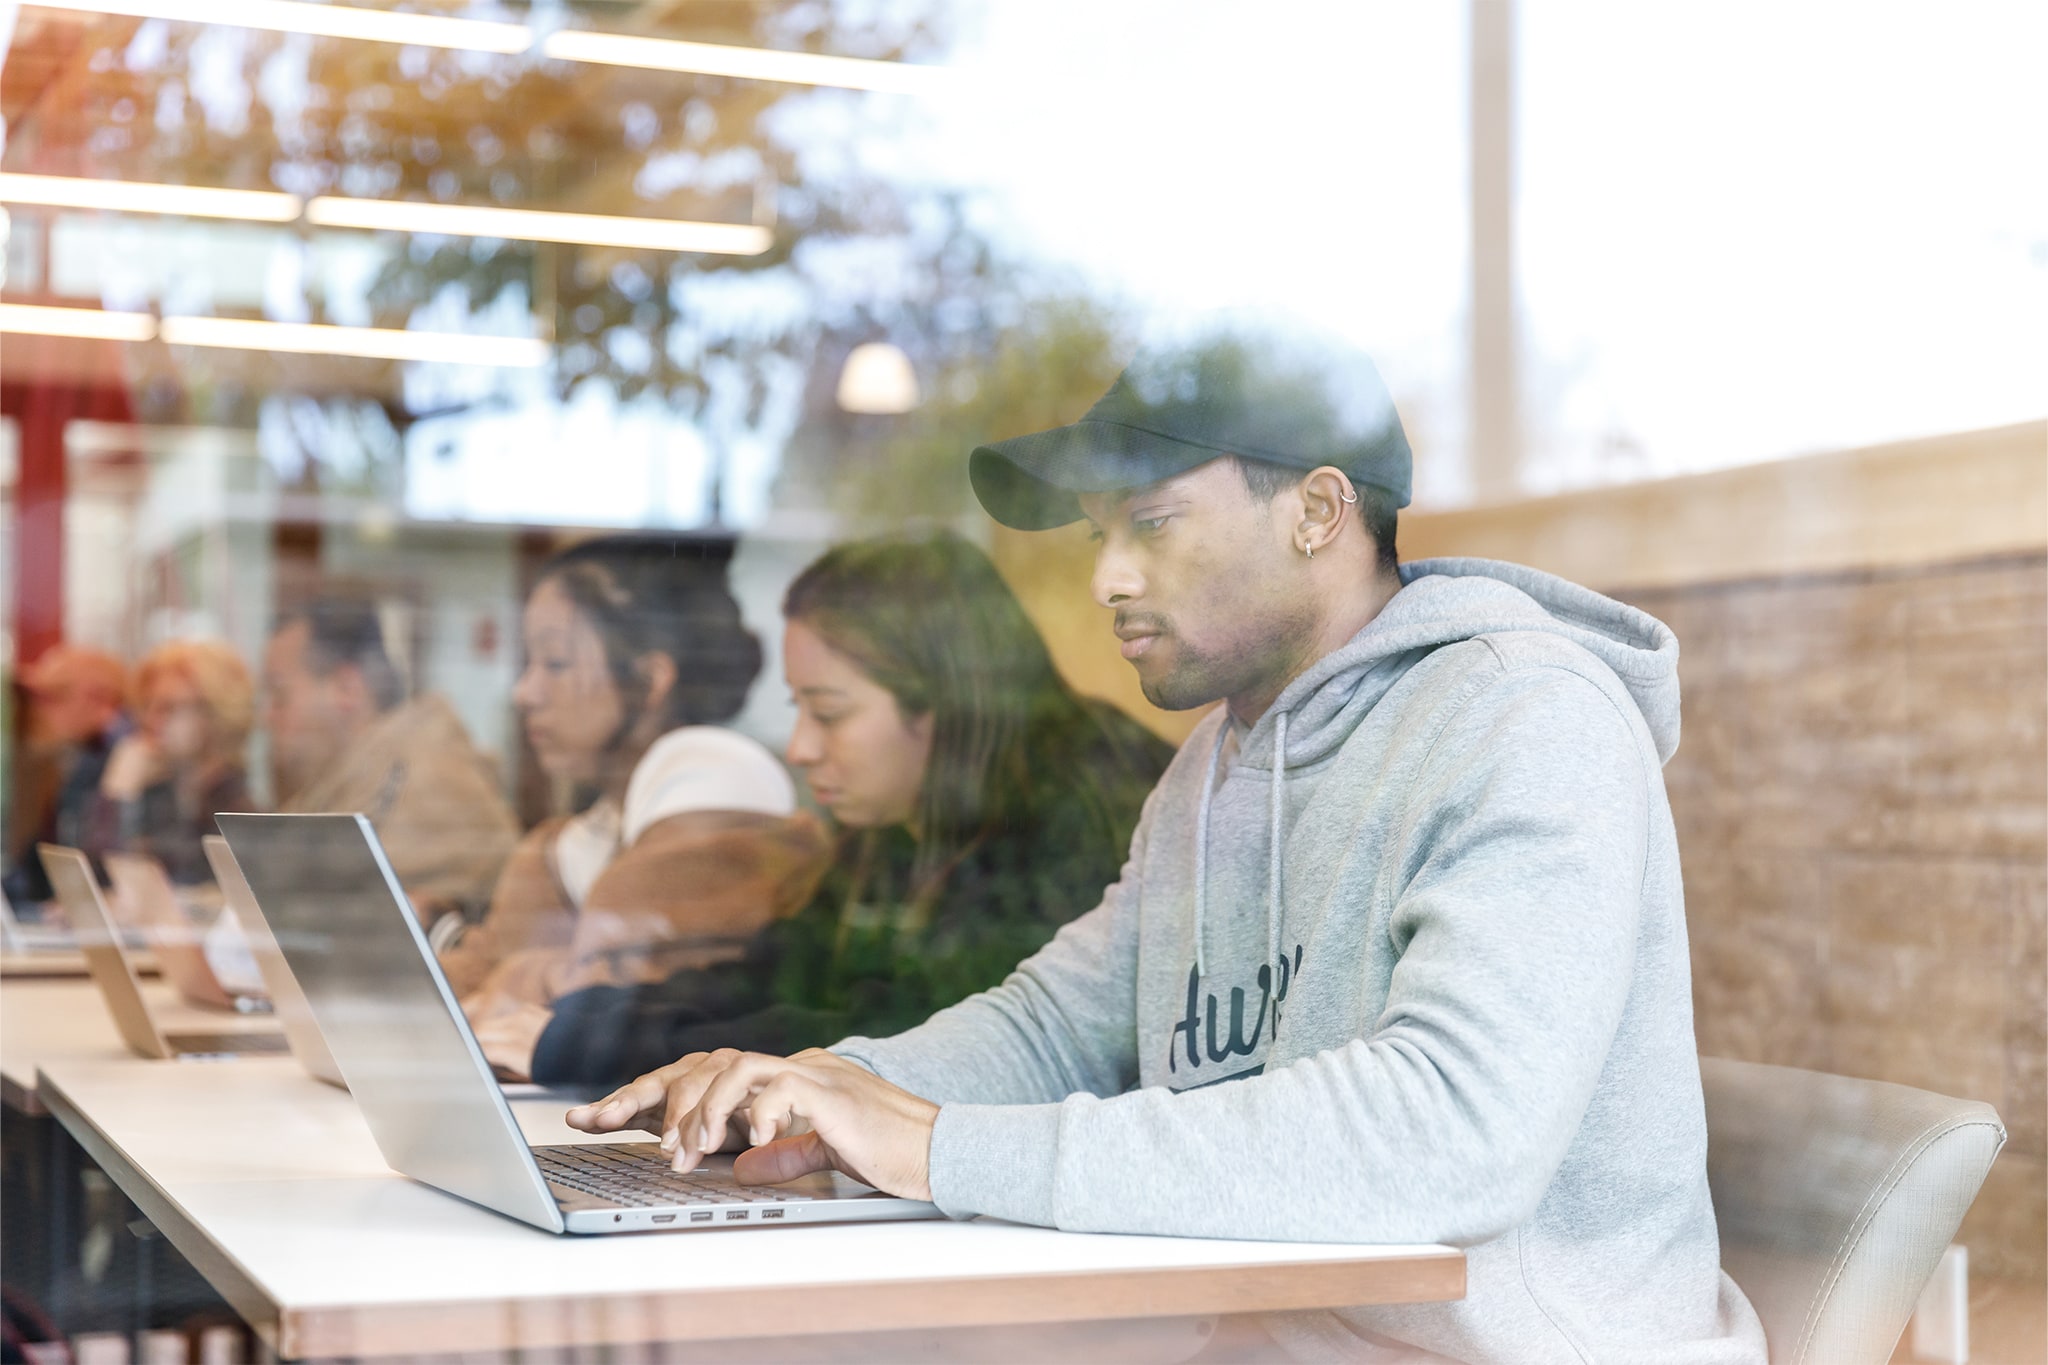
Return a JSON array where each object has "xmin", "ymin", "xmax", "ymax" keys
[
  {"xmin": 1267, "ymin": 710, "xmax": 1288, "ymax": 974},
  {"xmin": 1191, "ymin": 721, "xmax": 1228, "ymax": 980},
  {"xmin": 1190, "ymin": 710, "xmax": 1289, "ymax": 984}
]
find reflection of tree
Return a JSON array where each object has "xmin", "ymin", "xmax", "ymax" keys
[
  {"xmin": 786, "ymin": 296, "xmax": 1131, "ymax": 525},
  {"xmin": 32, "ymin": 0, "xmax": 1089, "ymax": 519}
]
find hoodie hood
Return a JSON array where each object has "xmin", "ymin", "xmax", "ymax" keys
[
  {"xmin": 1188, "ymin": 555, "xmax": 1682, "ymax": 979},
  {"xmin": 1236, "ymin": 555, "xmax": 1682, "ymax": 770}
]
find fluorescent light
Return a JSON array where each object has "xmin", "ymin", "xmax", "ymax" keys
[
  {"xmin": 0, "ymin": 302, "xmax": 157, "ymax": 341},
  {"xmin": 0, "ymin": 172, "xmax": 300, "ymax": 222},
  {"xmin": 32, "ymin": 3, "xmax": 946, "ymax": 93},
  {"xmin": 305, "ymin": 197, "xmax": 771, "ymax": 255},
  {"xmin": 0, "ymin": 303, "xmax": 549, "ymax": 366},
  {"xmin": 157, "ymin": 316, "xmax": 549, "ymax": 367},
  {"xmin": 27, "ymin": 0, "xmax": 530, "ymax": 53},
  {"xmin": 540, "ymin": 30, "xmax": 949, "ymax": 96}
]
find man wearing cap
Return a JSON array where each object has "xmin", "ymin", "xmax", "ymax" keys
[{"xmin": 573, "ymin": 337, "xmax": 1765, "ymax": 1362}]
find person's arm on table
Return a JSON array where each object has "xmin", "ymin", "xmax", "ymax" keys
[
  {"xmin": 564, "ymin": 807, "xmax": 1155, "ymax": 1148},
  {"xmin": 906, "ymin": 669, "xmax": 1650, "ymax": 1241},
  {"xmin": 601, "ymin": 672, "xmax": 1651, "ymax": 1244}
]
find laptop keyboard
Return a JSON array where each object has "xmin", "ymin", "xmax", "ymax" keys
[{"xmin": 535, "ymin": 1142, "xmax": 816, "ymax": 1209}]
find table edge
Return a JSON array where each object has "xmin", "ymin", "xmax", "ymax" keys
[{"xmin": 37, "ymin": 1064, "xmax": 1465, "ymax": 1361}]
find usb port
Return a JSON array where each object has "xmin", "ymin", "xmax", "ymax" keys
[
  {"xmin": 761, "ymin": 1208, "xmax": 785, "ymax": 1219},
  {"xmin": 689, "ymin": 1211, "xmax": 712, "ymax": 1223},
  {"xmin": 651, "ymin": 1214, "xmax": 676, "ymax": 1224},
  {"xmin": 725, "ymin": 1210, "xmax": 748, "ymax": 1221}
]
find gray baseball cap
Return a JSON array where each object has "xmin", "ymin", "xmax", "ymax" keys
[{"xmin": 969, "ymin": 334, "xmax": 1412, "ymax": 531}]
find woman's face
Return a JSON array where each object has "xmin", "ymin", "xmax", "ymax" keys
[
  {"xmin": 512, "ymin": 576, "xmax": 626, "ymax": 785},
  {"xmin": 143, "ymin": 674, "xmax": 212, "ymax": 763},
  {"xmin": 782, "ymin": 620, "xmax": 933, "ymax": 830}
]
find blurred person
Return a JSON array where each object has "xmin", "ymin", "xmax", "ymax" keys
[
  {"xmin": 263, "ymin": 594, "xmax": 517, "ymax": 924},
  {"xmin": 85, "ymin": 640, "xmax": 254, "ymax": 885},
  {"xmin": 439, "ymin": 537, "xmax": 832, "ymax": 1007},
  {"xmin": 3, "ymin": 645, "xmax": 130, "ymax": 902},
  {"xmin": 473, "ymin": 531, "xmax": 1173, "ymax": 1084},
  {"xmin": 573, "ymin": 339, "xmax": 1766, "ymax": 1363}
]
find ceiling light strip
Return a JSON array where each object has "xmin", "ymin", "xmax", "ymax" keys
[
  {"xmin": 1, "ymin": 303, "xmax": 549, "ymax": 367},
  {"xmin": 0, "ymin": 301, "xmax": 157, "ymax": 341},
  {"xmin": 27, "ymin": 0, "xmax": 530, "ymax": 53},
  {"xmin": 157, "ymin": 316, "xmax": 550, "ymax": 366},
  {"xmin": 304, "ymin": 197, "xmax": 772, "ymax": 255},
  {"xmin": 537, "ymin": 30, "xmax": 949, "ymax": 96},
  {"xmin": 27, "ymin": 1, "xmax": 943, "ymax": 94},
  {"xmin": 1, "ymin": 175, "xmax": 772, "ymax": 253},
  {"xmin": 0, "ymin": 172, "xmax": 299, "ymax": 222}
]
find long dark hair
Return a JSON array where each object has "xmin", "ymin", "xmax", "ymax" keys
[
  {"xmin": 782, "ymin": 530, "xmax": 1079, "ymax": 895},
  {"xmin": 538, "ymin": 536, "xmax": 762, "ymax": 752}
]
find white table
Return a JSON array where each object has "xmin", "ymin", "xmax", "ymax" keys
[
  {"xmin": 0, "ymin": 976, "xmax": 277, "ymax": 1114},
  {"xmin": 37, "ymin": 1058, "xmax": 1466, "ymax": 1360}
]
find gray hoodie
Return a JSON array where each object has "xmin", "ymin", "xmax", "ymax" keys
[{"xmin": 836, "ymin": 558, "xmax": 1767, "ymax": 1363}]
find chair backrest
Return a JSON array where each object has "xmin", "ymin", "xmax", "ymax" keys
[{"xmin": 1700, "ymin": 1056, "xmax": 2005, "ymax": 1365}]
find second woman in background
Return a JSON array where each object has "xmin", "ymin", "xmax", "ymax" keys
[
  {"xmin": 440, "ymin": 537, "xmax": 831, "ymax": 1002},
  {"xmin": 85, "ymin": 639, "xmax": 255, "ymax": 885},
  {"xmin": 478, "ymin": 530, "xmax": 1174, "ymax": 1086}
]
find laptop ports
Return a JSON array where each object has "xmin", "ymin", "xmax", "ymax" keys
[{"xmin": 651, "ymin": 1214, "xmax": 676, "ymax": 1224}]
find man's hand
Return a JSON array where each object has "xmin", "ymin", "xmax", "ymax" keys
[{"xmin": 565, "ymin": 1049, "xmax": 939, "ymax": 1201}]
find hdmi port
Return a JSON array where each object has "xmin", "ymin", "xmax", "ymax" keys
[{"xmin": 651, "ymin": 1214, "xmax": 676, "ymax": 1224}]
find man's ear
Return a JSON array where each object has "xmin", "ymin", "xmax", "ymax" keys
[
  {"xmin": 1297, "ymin": 465, "xmax": 1353, "ymax": 557},
  {"xmin": 635, "ymin": 651, "xmax": 679, "ymax": 720}
]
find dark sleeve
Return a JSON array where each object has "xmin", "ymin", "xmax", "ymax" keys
[{"xmin": 530, "ymin": 910, "xmax": 838, "ymax": 1086}]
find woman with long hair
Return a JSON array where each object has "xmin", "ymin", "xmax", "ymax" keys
[
  {"xmin": 441, "ymin": 536, "xmax": 830, "ymax": 1004},
  {"xmin": 476, "ymin": 530, "xmax": 1173, "ymax": 1084}
]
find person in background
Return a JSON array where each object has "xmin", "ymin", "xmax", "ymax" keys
[
  {"xmin": 442, "ymin": 537, "xmax": 832, "ymax": 1009},
  {"xmin": 85, "ymin": 640, "xmax": 254, "ymax": 885},
  {"xmin": 263, "ymin": 593, "xmax": 517, "ymax": 926},
  {"xmin": 3, "ymin": 645, "xmax": 130, "ymax": 902},
  {"xmin": 474, "ymin": 531, "xmax": 1174, "ymax": 1086}
]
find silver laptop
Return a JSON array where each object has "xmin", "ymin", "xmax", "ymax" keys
[
  {"xmin": 201, "ymin": 836, "xmax": 347, "ymax": 1090},
  {"xmin": 104, "ymin": 852, "xmax": 267, "ymax": 1013},
  {"xmin": 37, "ymin": 844, "xmax": 289, "ymax": 1061},
  {"xmin": 217, "ymin": 812, "xmax": 945, "ymax": 1236},
  {"xmin": 1, "ymin": 884, "xmax": 76, "ymax": 954}
]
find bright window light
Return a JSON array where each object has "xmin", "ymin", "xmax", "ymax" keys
[
  {"xmin": 157, "ymin": 316, "xmax": 550, "ymax": 367},
  {"xmin": 27, "ymin": 0, "xmax": 531, "ymax": 53},
  {"xmin": 0, "ymin": 301, "xmax": 157, "ymax": 341},
  {"xmin": 0, "ymin": 172, "xmax": 300, "ymax": 222},
  {"xmin": 304, "ymin": 197, "xmax": 773, "ymax": 255},
  {"xmin": 540, "ymin": 29, "xmax": 951, "ymax": 96}
]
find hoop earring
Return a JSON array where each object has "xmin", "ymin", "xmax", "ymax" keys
[
  {"xmin": 1304, "ymin": 542, "xmax": 1314, "ymax": 560},
  {"xmin": 1339, "ymin": 488, "xmax": 1359, "ymax": 504}
]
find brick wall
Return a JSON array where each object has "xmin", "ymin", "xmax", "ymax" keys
[{"xmin": 1619, "ymin": 554, "xmax": 2047, "ymax": 1280}]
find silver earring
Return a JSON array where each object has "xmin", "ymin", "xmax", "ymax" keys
[
  {"xmin": 1304, "ymin": 542, "xmax": 1314, "ymax": 559},
  {"xmin": 1339, "ymin": 488, "xmax": 1359, "ymax": 504}
]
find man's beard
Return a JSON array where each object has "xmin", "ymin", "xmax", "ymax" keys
[
  {"xmin": 1128, "ymin": 611, "xmax": 1318, "ymax": 713},
  {"xmin": 1138, "ymin": 638, "xmax": 1245, "ymax": 711}
]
